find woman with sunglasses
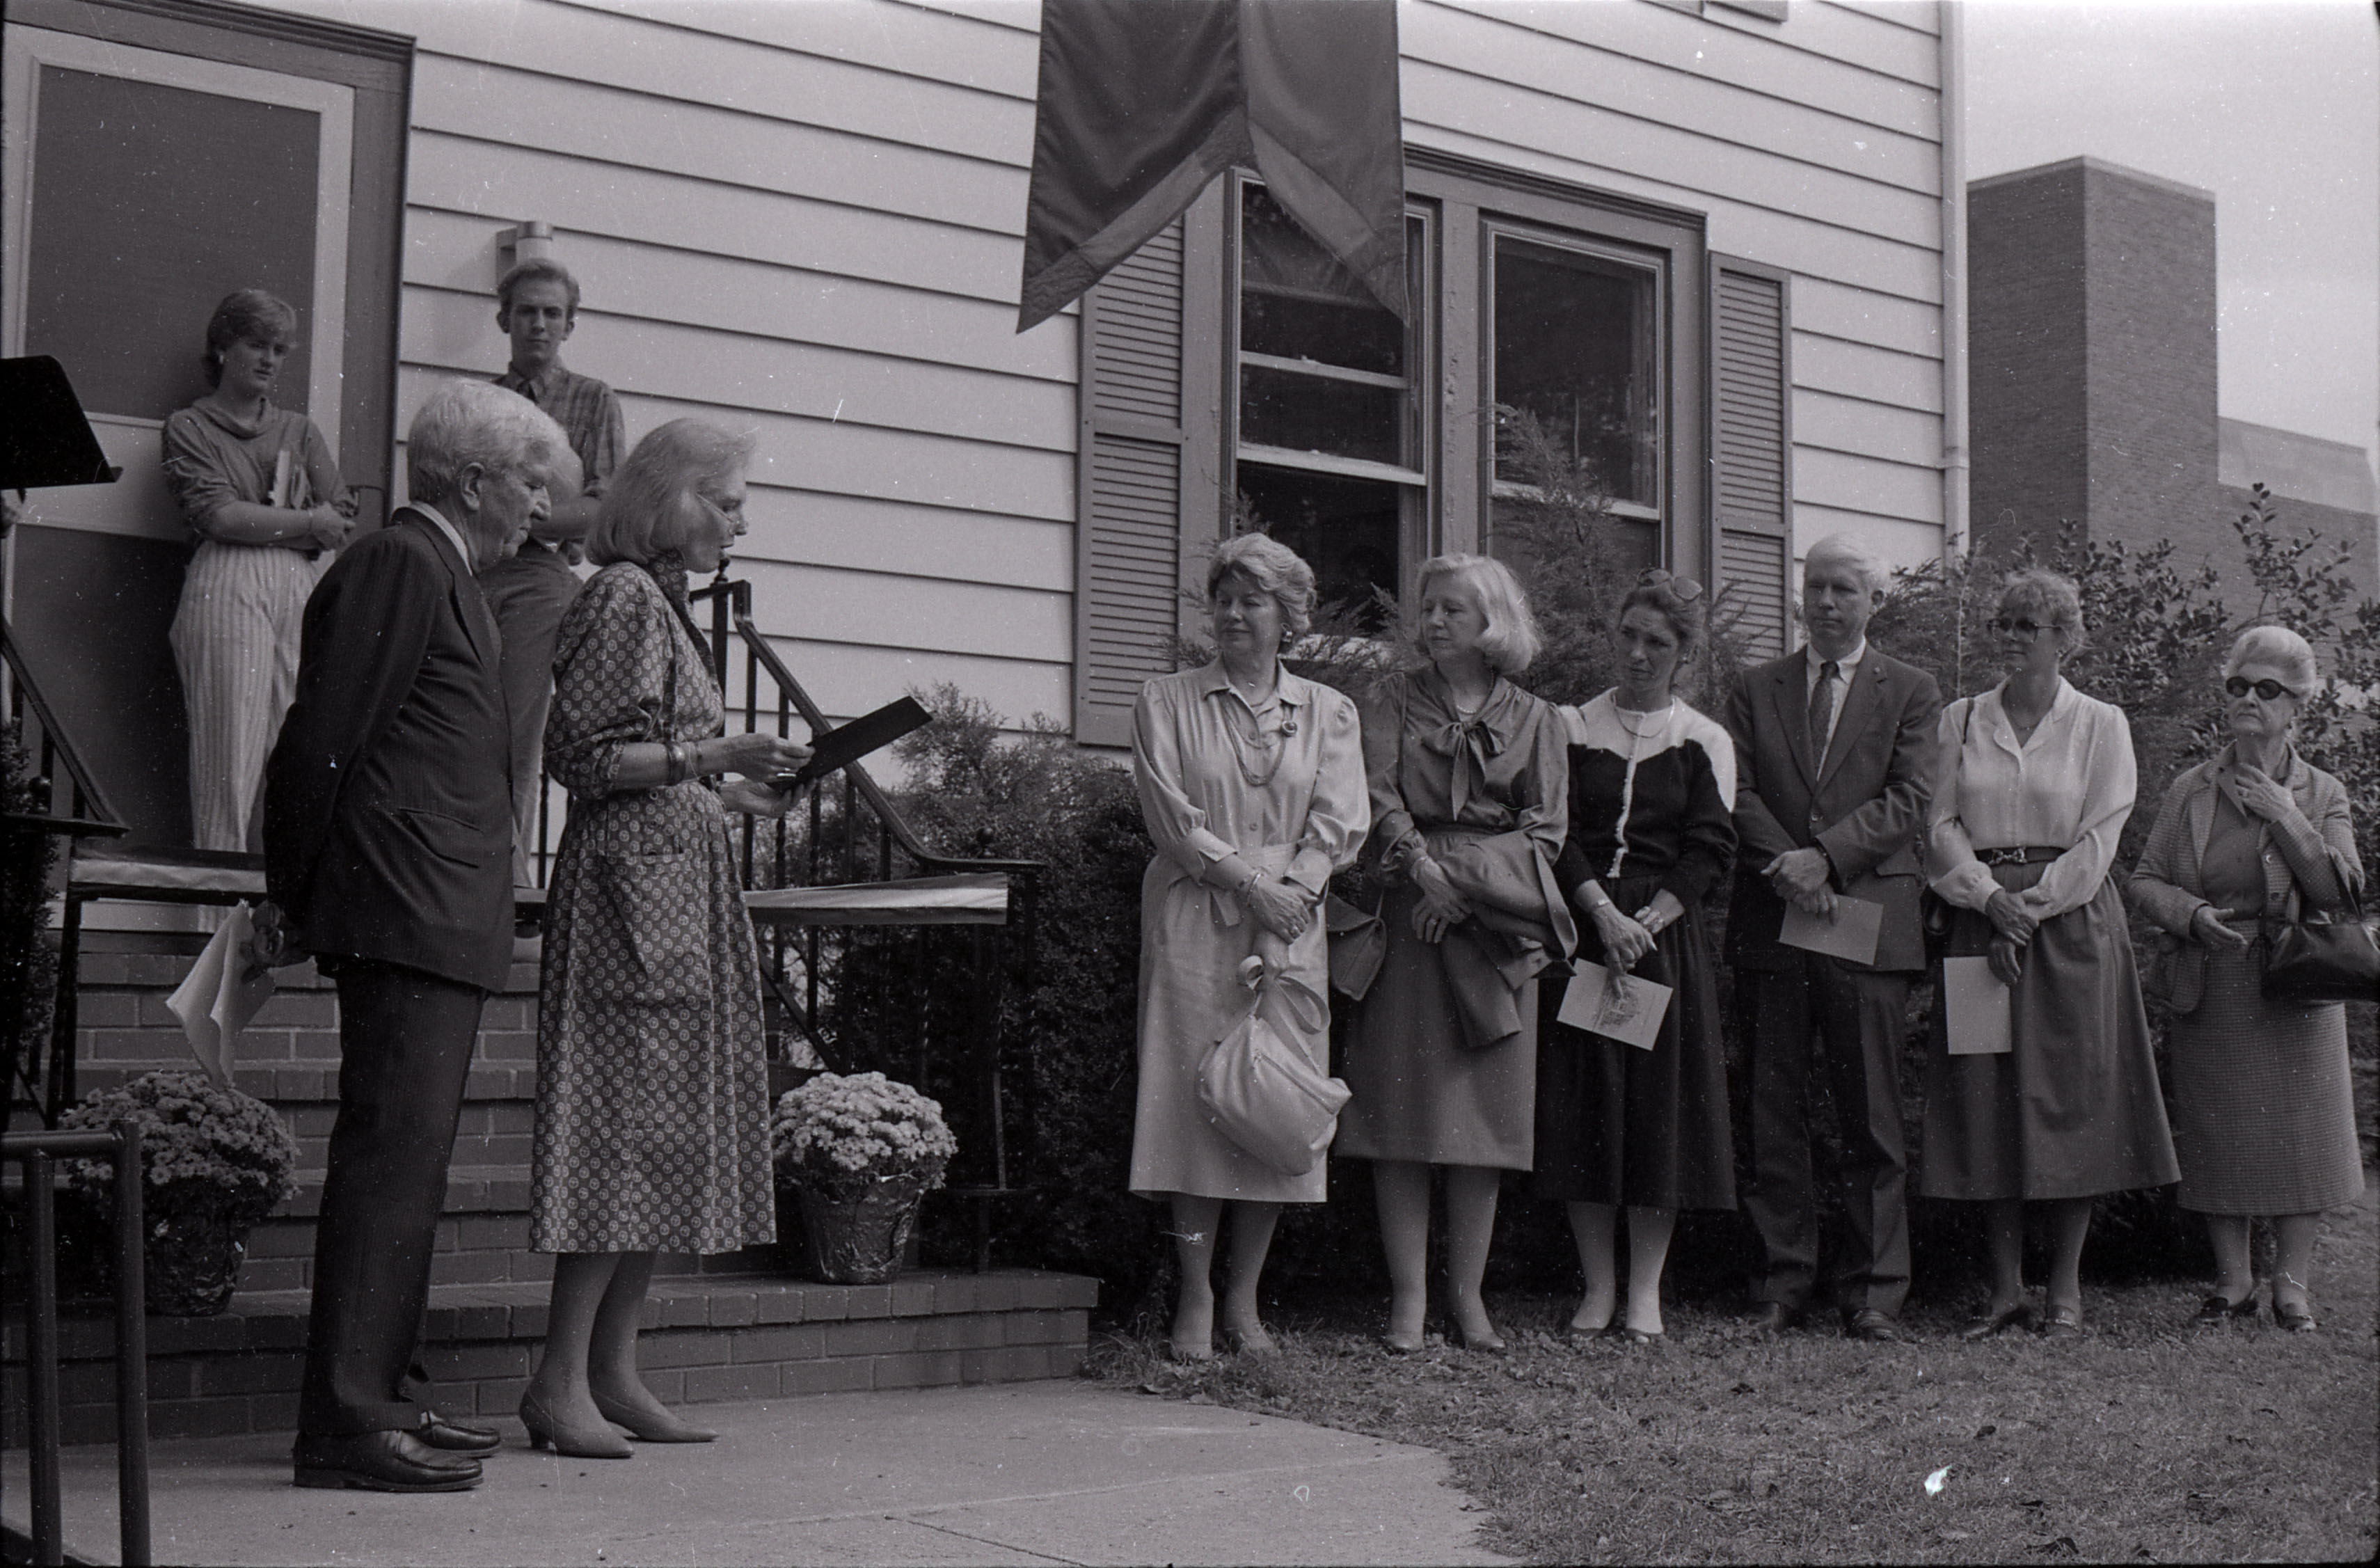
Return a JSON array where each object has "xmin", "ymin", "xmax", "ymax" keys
[
  {"xmin": 2129, "ymin": 626, "xmax": 2364, "ymax": 1332},
  {"xmin": 1921, "ymin": 569, "xmax": 2177, "ymax": 1339},
  {"xmin": 1533, "ymin": 569, "xmax": 1736, "ymax": 1345}
]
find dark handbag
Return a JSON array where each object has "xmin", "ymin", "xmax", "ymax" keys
[{"xmin": 2261, "ymin": 890, "xmax": 2380, "ymax": 1005}]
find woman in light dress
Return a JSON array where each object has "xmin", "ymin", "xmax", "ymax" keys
[
  {"xmin": 1128, "ymin": 534, "xmax": 1368, "ymax": 1359},
  {"xmin": 1921, "ymin": 569, "xmax": 2177, "ymax": 1340},
  {"xmin": 2129, "ymin": 626, "xmax": 2365, "ymax": 1333},
  {"xmin": 1337, "ymin": 555, "xmax": 1572, "ymax": 1354}
]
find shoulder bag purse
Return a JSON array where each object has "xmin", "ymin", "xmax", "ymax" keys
[{"xmin": 1197, "ymin": 973, "xmax": 1351, "ymax": 1178}]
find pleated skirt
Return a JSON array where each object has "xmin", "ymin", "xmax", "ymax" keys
[
  {"xmin": 1919, "ymin": 862, "xmax": 2180, "ymax": 1201},
  {"xmin": 1532, "ymin": 878, "xmax": 1735, "ymax": 1211}
]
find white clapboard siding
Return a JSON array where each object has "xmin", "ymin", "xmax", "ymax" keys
[
  {"xmin": 1791, "ymin": 507, "xmax": 1946, "ymax": 573},
  {"xmin": 580, "ymin": 0, "xmax": 1042, "ymax": 97},
  {"xmin": 403, "ymin": 212, "xmax": 1070, "ymax": 384},
  {"xmin": 1404, "ymin": 7, "xmax": 1941, "ymax": 194},
  {"xmin": 1794, "ymin": 334, "xmax": 1946, "ymax": 415},
  {"xmin": 1795, "ymin": 446, "xmax": 1943, "ymax": 524},
  {"xmin": 1793, "ymin": 390, "xmax": 1944, "ymax": 470},
  {"xmin": 755, "ymin": 638, "xmax": 1070, "ymax": 740},
  {"xmin": 1789, "ymin": 278, "xmax": 1942, "ymax": 361},
  {"xmin": 730, "ymin": 560, "xmax": 1068, "ymax": 667},
  {"xmin": 410, "ymin": 65, "xmax": 1026, "ymax": 234},
  {"xmin": 404, "ymin": 138, "xmax": 1033, "ymax": 307}
]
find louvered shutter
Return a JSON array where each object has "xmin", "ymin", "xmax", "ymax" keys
[
  {"xmin": 1072, "ymin": 221, "xmax": 1189, "ymax": 747},
  {"xmin": 1710, "ymin": 257, "xmax": 1792, "ymax": 660}
]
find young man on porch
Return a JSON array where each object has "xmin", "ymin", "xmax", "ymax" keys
[
  {"xmin": 482, "ymin": 258, "xmax": 626, "ymax": 885},
  {"xmin": 1724, "ymin": 533, "xmax": 1941, "ymax": 1343},
  {"xmin": 264, "ymin": 381, "xmax": 566, "ymax": 1491}
]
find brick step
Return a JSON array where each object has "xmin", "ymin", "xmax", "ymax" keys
[{"xmin": 3, "ymin": 1270, "xmax": 1096, "ymax": 1446}]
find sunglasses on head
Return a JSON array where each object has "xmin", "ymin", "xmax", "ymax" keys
[
  {"xmin": 1989, "ymin": 616, "xmax": 2050, "ymax": 638},
  {"xmin": 1637, "ymin": 567, "xmax": 1705, "ymax": 603},
  {"xmin": 2224, "ymin": 676, "xmax": 2293, "ymax": 702}
]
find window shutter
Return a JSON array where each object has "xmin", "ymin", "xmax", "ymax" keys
[
  {"xmin": 1073, "ymin": 220, "xmax": 1188, "ymax": 747},
  {"xmin": 1710, "ymin": 257, "xmax": 1791, "ymax": 660}
]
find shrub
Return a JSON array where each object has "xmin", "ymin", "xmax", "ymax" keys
[{"xmin": 3, "ymin": 723, "xmax": 63, "ymax": 1113}]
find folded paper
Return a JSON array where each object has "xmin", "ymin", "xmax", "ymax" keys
[
  {"xmin": 1556, "ymin": 960, "xmax": 1672, "ymax": 1051},
  {"xmin": 1779, "ymin": 896, "xmax": 1883, "ymax": 966},
  {"xmin": 1941, "ymin": 955, "xmax": 2013, "ymax": 1055}
]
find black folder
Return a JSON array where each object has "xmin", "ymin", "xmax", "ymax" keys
[
  {"xmin": 773, "ymin": 697, "xmax": 932, "ymax": 788},
  {"xmin": 1, "ymin": 356, "xmax": 120, "ymax": 491}
]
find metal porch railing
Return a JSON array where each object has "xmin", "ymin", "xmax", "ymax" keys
[{"xmin": 3, "ymin": 1127, "xmax": 152, "ymax": 1567}]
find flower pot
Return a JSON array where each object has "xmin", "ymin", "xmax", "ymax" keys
[
  {"xmin": 787, "ymin": 1172, "xmax": 930, "ymax": 1285},
  {"xmin": 74, "ymin": 1185, "xmax": 267, "ymax": 1322}
]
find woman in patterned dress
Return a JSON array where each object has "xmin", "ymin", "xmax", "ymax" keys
[
  {"xmin": 2129, "ymin": 626, "xmax": 2365, "ymax": 1333},
  {"xmin": 161, "ymin": 289, "xmax": 356, "ymax": 851},
  {"xmin": 1337, "ymin": 555, "xmax": 1572, "ymax": 1354},
  {"xmin": 1129, "ymin": 533, "xmax": 1368, "ymax": 1360},
  {"xmin": 521, "ymin": 421, "xmax": 811, "ymax": 1455},
  {"xmin": 1921, "ymin": 570, "xmax": 2177, "ymax": 1340},
  {"xmin": 1534, "ymin": 570, "xmax": 1737, "ymax": 1345}
]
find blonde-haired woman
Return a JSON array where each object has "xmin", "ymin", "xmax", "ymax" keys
[
  {"xmin": 1129, "ymin": 532, "xmax": 1368, "ymax": 1359},
  {"xmin": 524, "ymin": 419, "xmax": 811, "ymax": 1454},
  {"xmin": 1923, "ymin": 569, "xmax": 2177, "ymax": 1340},
  {"xmin": 1338, "ymin": 554, "xmax": 1573, "ymax": 1353},
  {"xmin": 2130, "ymin": 626, "xmax": 2365, "ymax": 1332}
]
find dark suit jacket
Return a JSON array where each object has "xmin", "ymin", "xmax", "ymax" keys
[
  {"xmin": 1723, "ymin": 645, "xmax": 1941, "ymax": 974},
  {"xmin": 263, "ymin": 510, "xmax": 516, "ymax": 992}
]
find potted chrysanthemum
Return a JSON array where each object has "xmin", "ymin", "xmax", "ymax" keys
[
  {"xmin": 768, "ymin": 1071, "xmax": 955, "ymax": 1284},
  {"xmin": 61, "ymin": 1069, "xmax": 300, "ymax": 1315}
]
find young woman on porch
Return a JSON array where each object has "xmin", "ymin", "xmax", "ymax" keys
[
  {"xmin": 521, "ymin": 420, "xmax": 811, "ymax": 1455},
  {"xmin": 1127, "ymin": 532, "xmax": 1368, "ymax": 1361}
]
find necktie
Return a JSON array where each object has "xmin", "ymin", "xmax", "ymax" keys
[{"xmin": 1808, "ymin": 660, "xmax": 1839, "ymax": 766}]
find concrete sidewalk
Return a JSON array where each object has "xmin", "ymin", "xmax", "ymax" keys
[{"xmin": 2, "ymin": 1380, "xmax": 1514, "ymax": 1566}]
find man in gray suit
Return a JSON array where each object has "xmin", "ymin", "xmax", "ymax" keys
[{"xmin": 1724, "ymin": 533, "xmax": 1940, "ymax": 1342}]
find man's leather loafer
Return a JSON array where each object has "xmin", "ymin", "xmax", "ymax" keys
[
  {"xmin": 418, "ymin": 1411, "xmax": 502, "ymax": 1455},
  {"xmin": 293, "ymin": 1429, "xmax": 483, "ymax": 1492},
  {"xmin": 1746, "ymin": 1302, "xmax": 1802, "ymax": 1334},
  {"xmin": 1844, "ymin": 1308, "xmax": 1901, "ymax": 1343}
]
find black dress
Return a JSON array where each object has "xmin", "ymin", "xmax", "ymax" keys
[{"xmin": 1533, "ymin": 692, "xmax": 1738, "ymax": 1210}]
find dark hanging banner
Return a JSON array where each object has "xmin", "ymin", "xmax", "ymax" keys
[{"xmin": 1017, "ymin": 0, "xmax": 1404, "ymax": 333}]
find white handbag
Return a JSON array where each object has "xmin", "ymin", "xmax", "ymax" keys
[{"xmin": 1196, "ymin": 972, "xmax": 1350, "ymax": 1177}]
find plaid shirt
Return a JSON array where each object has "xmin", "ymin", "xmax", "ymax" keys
[{"xmin": 493, "ymin": 359, "xmax": 624, "ymax": 498}]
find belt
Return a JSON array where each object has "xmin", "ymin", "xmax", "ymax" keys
[{"xmin": 1976, "ymin": 845, "xmax": 2065, "ymax": 867}]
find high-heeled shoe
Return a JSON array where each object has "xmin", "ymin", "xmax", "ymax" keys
[
  {"xmin": 590, "ymin": 1391, "xmax": 717, "ymax": 1443},
  {"xmin": 2274, "ymin": 1297, "xmax": 2317, "ymax": 1333},
  {"xmin": 1960, "ymin": 1301, "xmax": 2036, "ymax": 1342},
  {"xmin": 1219, "ymin": 1324, "xmax": 1279, "ymax": 1358},
  {"xmin": 518, "ymin": 1387, "xmax": 633, "ymax": 1459},
  {"xmin": 2191, "ymin": 1290, "xmax": 2259, "ymax": 1328}
]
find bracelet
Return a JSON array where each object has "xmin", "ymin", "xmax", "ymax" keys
[{"xmin": 664, "ymin": 741, "xmax": 688, "ymax": 785}]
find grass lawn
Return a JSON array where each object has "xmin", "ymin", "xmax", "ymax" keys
[{"xmin": 1084, "ymin": 1179, "xmax": 2377, "ymax": 1565}]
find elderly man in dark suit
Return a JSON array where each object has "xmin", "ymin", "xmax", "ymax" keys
[
  {"xmin": 264, "ymin": 380, "xmax": 568, "ymax": 1491},
  {"xmin": 1724, "ymin": 532, "xmax": 1941, "ymax": 1343}
]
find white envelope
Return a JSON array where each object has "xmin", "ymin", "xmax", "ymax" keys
[
  {"xmin": 1941, "ymin": 955, "xmax": 2013, "ymax": 1056},
  {"xmin": 167, "ymin": 903, "xmax": 276, "ymax": 1088},
  {"xmin": 1557, "ymin": 960, "xmax": 1673, "ymax": 1050},
  {"xmin": 1779, "ymin": 896, "xmax": 1883, "ymax": 966}
]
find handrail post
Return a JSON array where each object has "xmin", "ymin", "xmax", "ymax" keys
[
  {"xmin": 113, "ymin": 1128, "xmax": 152, "ymax": 1566},
  {"xmin": 25, "ymin": 1148, "xmax": 65, "ymax": 1567}
]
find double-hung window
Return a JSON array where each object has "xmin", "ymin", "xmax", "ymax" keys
[{"xmin": 1072, "ymin": 151, "xmax": 1789, "ymax": 745}]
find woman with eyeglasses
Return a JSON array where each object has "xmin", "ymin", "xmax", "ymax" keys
[
  {"xmin": 1921, "ymin": 569, "xmax": 2177, "ymax": 1340},
  {"xmin": 1338, "ymin": 553, "xmax": 1572, "ymax": 1354},
  {"xmin": 2129, "ymin": 626, "xmax": 2364, "ymax": 1333},
  {"xmin": 523, "ymin": 420, "xmax": 813, "ymax": 1455},
  {"xmin": 1532, "ymin": 570, "xmax": 1736, "ymax": 1345}
]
